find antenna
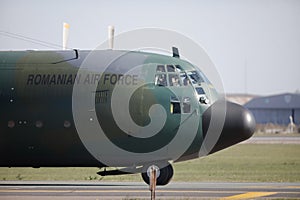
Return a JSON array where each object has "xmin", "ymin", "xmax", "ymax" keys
[
  {"xmin": 172, "ymin": 47, "xmax": 180, "ymax": 58},
  {"xmin": 108, "ymin": 25, "xmax": 115, "ymax": 49},
  {"xmin": 63, "ymin": 22, "xmax": 70, "ymax": 50}
]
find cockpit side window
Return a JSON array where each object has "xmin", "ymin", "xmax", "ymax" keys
[
  {"xmin": 187, "ymin": 71, "xmax": 204, "ymax": 84},
  {"xmin": 183, "ymin": 97, "xmax": 191, "ymax": 113},
  {"xmin": 170, "ymin": 96, "xmax": 181, "ymax": 114},
  {"xmin": 170, "ymin": 96, "xmax": 191, "ymax": 114},
  {"xmin": 195, "ymin": 87, "xmax": 205, "ymax": 94}
]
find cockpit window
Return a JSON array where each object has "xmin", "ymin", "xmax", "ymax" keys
[
  {"xmin": 180, "ymin": 73, "xmax": 190, "ymax": 86},
  {"xmin": 155, "ymin": 74, "xmax": 167, "ymax": 86},
  {"xmin": 187, "ymin": 71, "xmax": 205, "ymax": 84},
  {"xmin": 167, "ymin": 65, "xmax": 175, "ymax": 72},
  {"xmin": 169, "ymin": 74, "xmax": 181, "ymax": 87},
  {"xmin": 175, "ymin": 65, "xmax": 183, "ymax": 72},
  {"xmin": 195, "ymin": 87, "xmax": 205, "ymax": 94},
  {"xmin": 155, "ymin": 64, "xmax": 189, "ymax": 87},
  {"xmin": 156, "ymin": 65, "xmax": 165, "ymax": 72}
]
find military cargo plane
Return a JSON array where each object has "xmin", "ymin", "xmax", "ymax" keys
[{"xmin": 0, "ymin": 27, "xmax": 255, "ymax": 185}]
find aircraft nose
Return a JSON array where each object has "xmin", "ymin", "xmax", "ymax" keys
[{"xmin": 202, "ymin": 100, "xmax": 256, "ymax": 154}]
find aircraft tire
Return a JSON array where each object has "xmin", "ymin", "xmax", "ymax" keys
[{"xmin": 141, "ymin": 164, "xmax": 174, "ymax": 185}]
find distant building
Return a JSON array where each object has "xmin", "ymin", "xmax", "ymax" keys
[
  {"xmin": 226, "ymin": 93, "xmax": 257, "ymax": 105},
  {"xmin": 244, "ymin": 93, "xmax": 300, "ymax": 125}
]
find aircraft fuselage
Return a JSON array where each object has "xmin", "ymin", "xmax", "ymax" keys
[{"xmin": 0, "ymin": 50, "xmax": 255, "ymax": 174}]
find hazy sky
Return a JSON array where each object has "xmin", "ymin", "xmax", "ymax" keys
[{"xmin": 1, "ymin": 0, "xmax": 299, "ymax": 95}]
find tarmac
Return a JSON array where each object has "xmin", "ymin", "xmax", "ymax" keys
[{"xmin": 0, "ymin": 181, "xmax": 299, "ymax": 199}]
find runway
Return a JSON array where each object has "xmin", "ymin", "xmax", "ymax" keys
[{"xmin": 0, "ymin": 181, "xmax": 299, "ymax": 199}]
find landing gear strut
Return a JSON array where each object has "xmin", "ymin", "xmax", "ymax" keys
[{"xmin": 141, "ymin": 163, "xmax": 173, "ymax": 186}]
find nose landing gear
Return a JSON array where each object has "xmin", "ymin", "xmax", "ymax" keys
[{"xmin": 141, "ymin": 163, "xmax": 174, "ymax": 186}]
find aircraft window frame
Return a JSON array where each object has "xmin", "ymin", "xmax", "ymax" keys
[
  {"xmin": 187, "ymin": 71, "xmax": 205, "ymax": 84},
  {"xmin": 170, "ymin": 96, "xmax": 181, "ymax": 114},
  {"xmin": 155, "ymin": 64, "xmax": 184, "ymax": 87},
  {"xmin": 156, "ymin": 65, "xmax": 166, "ymax": 72},
  {"xmin": 180, "ymin": 73, "xmax": 190, "ymax": 86},
  {"xmin": 155, "ymin": 73, "xmax": 167, "ymax": 87},
  {"xmin": 175, "ymin": 65, "xmax": 183, "ymax": 72},
  {"xmin": 195, "ymin": 87, "xmax": 205, "ymax": 95},
  {"xmin": 169, "ymin": 74, "xmax": 181, "ymax": 87},
  {"xmin": 182, "ymin": 97, "xmax": 191, "ymax": 113},
  {"xmin": 167, "ymin": 65, "xmax": 175, "ymax": 72}
]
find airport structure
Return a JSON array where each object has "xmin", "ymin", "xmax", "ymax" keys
[{"xmin": 244, "ymin": 93, "xmax": 300, "ymax": 125}]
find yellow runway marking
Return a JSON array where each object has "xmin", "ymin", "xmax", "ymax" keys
[{"xmin": 221, "ymin": 192, "xmax": 277, "ymax": 200}]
